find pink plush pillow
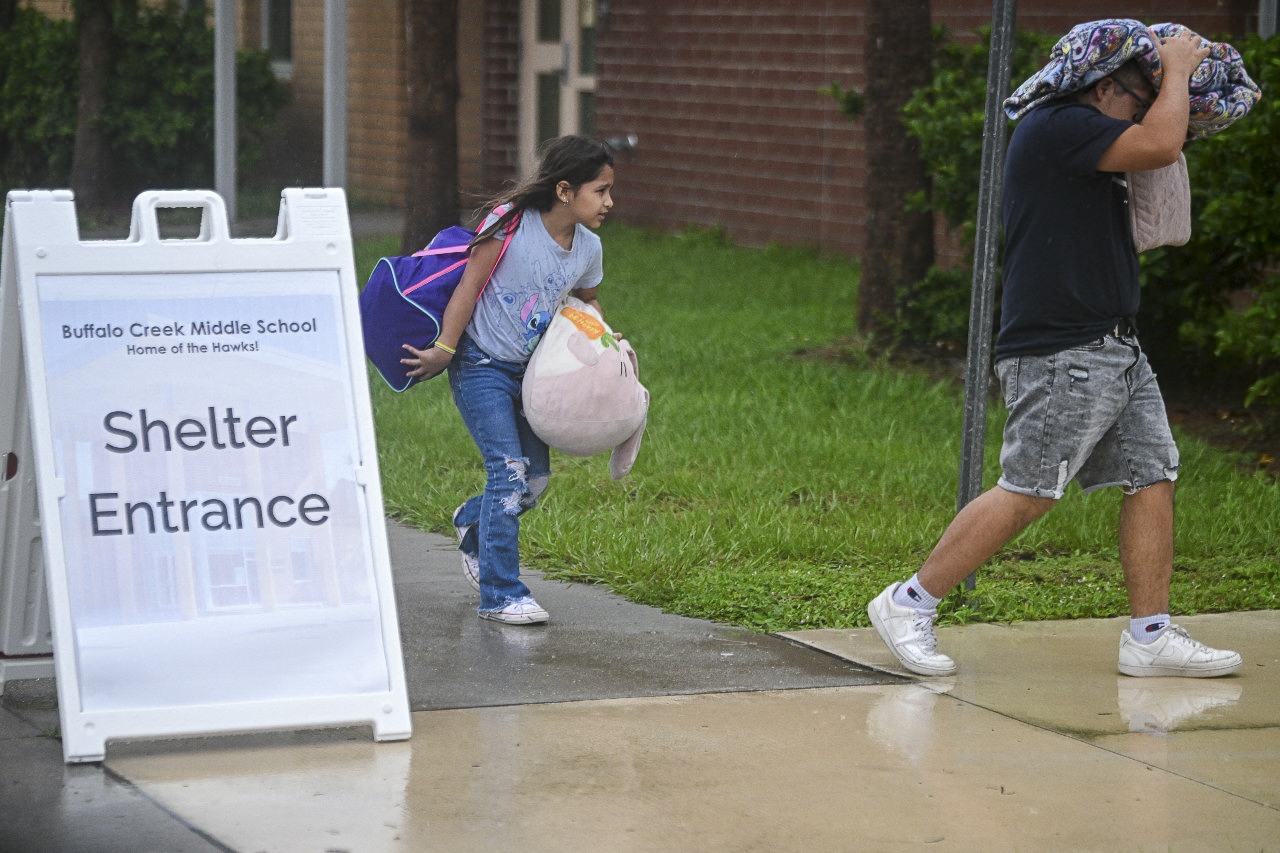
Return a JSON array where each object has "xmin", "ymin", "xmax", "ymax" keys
[{"xmin": 521, "ymin": 298, "xmax": 649, "ymax": 479}]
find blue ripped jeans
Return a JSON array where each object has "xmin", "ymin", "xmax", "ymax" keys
[{"xmin": 447, "ymin": 333, "xmax": 551, "ymax": 611}]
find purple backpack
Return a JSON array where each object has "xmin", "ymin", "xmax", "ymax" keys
[{"xmin": 359, "ymin": 215, "xmax": 516, "ymax": 392}]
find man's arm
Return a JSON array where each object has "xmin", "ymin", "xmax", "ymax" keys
[{"xmin": 1095, "ymin": 31, "xmax": 1210, "ymax": 173}]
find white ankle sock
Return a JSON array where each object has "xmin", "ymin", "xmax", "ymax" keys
[
  {"xmin": 893, "ymin": 575, "xmax": 941, "ymax": 610},
  {"xmin": 1130, "ymin": 614, "xmax": 1170, "ymax": 644}
]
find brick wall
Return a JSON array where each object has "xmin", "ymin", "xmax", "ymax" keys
[
  {"xmin": 476, "ymin": 0, "xmax": 521, "ymax": 220},
  {"xmin": 347, "ymin": 0, "xmax": 407, "ymax": 202},
  {"xmin": 964, "ymin": 2, "xmax": 1250, "ymax": 41},
  {"xmin": 457, "ymin": 0, "xmax": 486, "ymax": 206},
  {"xmin": 595, "ymin": 0, "xmax": 1254, "ymax": 259},
  {"xmin": 595, "ymin": 1, "xmax": 866, "ymax": 255}
]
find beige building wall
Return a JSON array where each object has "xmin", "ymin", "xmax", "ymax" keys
[
  {"xmin": 457, "ymin": 0, "xmax": 485, "ymax": 205},
  {"xmin": 344, "ymin": 0, "xmax": 487, "ymax": 209},
  {"xmin": 276, "ymin": 0, "xmax": 485, "ymax": 209},
  {"xmin": 345, "ymin": 0, "xmax": 407, "ymax": 203},
  {"xmin": 25, "ymin": 0, "xmax": 71, "ymax": 18}
]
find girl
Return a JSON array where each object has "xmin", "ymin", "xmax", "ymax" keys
[{"xmin": 401, "ymin": 136, "xmax": 616, "ymax": 625}]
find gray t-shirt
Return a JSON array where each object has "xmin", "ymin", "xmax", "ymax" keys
[{"xmin": 466, "ymin": 209, "xmax": 603, "ymax": 362}]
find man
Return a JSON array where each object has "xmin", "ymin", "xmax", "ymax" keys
[{"xmin": 868, "ymin": 29, "xmax": 1241, "ymax": 679}]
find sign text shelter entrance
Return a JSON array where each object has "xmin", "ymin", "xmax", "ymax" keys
[{"xmin": 3, "ymin": 189, "xmax": 411, "ymax": 762}]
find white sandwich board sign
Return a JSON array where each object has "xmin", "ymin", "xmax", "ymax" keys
[
  {"xmin": 0, "ymin": 200, "xmax": 53, "ymax": 686},
  {"xmin": 2, "ymin": 189, "xmax": 411, "ymax": 762}
]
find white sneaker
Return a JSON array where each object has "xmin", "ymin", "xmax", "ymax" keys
[
  {"xmin": 452, "ymin": 504, "xmax": 480, "ymax": 592},
  {"xmin": 867, "ymin": 583, "xmax": 957, "ymax": 676},
  {"xmin": 479, "ymin": 596, "xmax": 549, "ymax": 625},
  {"xmin": 1118, "ymin": 625, "xmax": 1242, "ymax": 678}
]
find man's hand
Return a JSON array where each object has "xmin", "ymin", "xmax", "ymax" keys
[{"xmin": 1157, "ymin": 28, "xmax": 1211, "ymax": 79}]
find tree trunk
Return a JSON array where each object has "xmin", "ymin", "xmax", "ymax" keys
[
  {"xmin": 859, "ymin": 0, "xmax": 935, "ymax": 341},
  {"xmin": 68, "ymin": 0, "xmax": 117, "ymax": 211},
  {"xmin": 401, "ymin": 0, "xmax": 461, "ymax": 252}
]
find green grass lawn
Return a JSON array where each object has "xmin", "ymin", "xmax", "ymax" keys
[{"xmin": 356, "ymin": 223, "xmax": 1280, "ymax": 632}]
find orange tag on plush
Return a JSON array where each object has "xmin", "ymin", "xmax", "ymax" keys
[{"xmin": 561, "ymin": 306, "xmax": 606, "ymax": 340}]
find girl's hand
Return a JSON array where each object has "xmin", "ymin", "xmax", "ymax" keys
[{"xmin": 401, "ymin": 343, "xmax": 453, "ymax": 380}]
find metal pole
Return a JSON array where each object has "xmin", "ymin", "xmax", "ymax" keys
[
  {"xmin": 956, "ymin": 0, "xmax": 1018, "ymax": 591},
  {"xmin": 1261, "ymin": 0, "xmax": 1277, "ymax": 38},
  {"xmin": 214, "ymin": 0, "xmax": 237, "ymax": 221},
  {"xmin": 323, "ymin": 0, "xmax": 348, "ymax": 188}
]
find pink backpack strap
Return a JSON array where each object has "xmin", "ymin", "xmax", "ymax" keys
[
  {"xmin": 399, "ymin": 256, "xmax": 470, "ymax": 297},
  {"xmin": 402, "ymin": 206, "xmax": 519, "ymax": 299},
  {"xmin": 412, "ymin": 244, "xmax": 467, "ymax": 257},
  {"xmin": 479, "ymin": 207, "xmax": 519, "ymax": 297}
]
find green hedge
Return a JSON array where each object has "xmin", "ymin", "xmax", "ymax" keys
[
  {"xmin": 0, "ymin": 3, "xmax": 286, "ymax": 197},
  {"xmin": 0, "ymin": 8, "xmax": 77, "ymax": 189}
]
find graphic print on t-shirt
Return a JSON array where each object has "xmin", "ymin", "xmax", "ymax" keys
[{"xmin": 519, "ymin": 291, "xmax": 554, "ymax": 353}]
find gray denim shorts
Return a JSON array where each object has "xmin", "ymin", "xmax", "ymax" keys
[{"xmin": 994, "ymin": 333, "xmax": 1179, "ymax": 499}]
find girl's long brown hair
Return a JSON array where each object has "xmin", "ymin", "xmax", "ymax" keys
[{"xmin": 469, "ymin": 136, "xmax": 615, "ymax": 249}]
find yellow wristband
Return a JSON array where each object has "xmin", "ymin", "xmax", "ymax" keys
[{"xmin": 434, "ymin": 342, "xmax": 456, "ymax": 355}]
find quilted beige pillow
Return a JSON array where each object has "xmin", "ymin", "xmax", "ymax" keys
[{"xmin": 1127, "ymin": 152, "xmax": 1191, "ymax": 253}]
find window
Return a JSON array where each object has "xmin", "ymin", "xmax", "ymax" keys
[{"xmin": 262, "ymin": 0, "xmax": 293, "ymax": 78}]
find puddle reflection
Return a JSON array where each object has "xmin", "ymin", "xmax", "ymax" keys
[
  {"xmin": 1117, "ymin": 679, "xmax": 1242, "ymax": 733},
  {"xmin": 865, "ymin": 683, "xmax": 953, "ymax": 762},
  {"xmin": 477, "ymin": 621, "xmax": 550, "ymax": 656}
]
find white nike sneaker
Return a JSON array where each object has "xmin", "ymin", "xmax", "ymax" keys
[
  {"xmin": 1117, "ymin": 625, "xmax": 1242, "ymax": 678},
  {"xmin": 867, "ymin": 583, "xmax": 957, "ymax": 677}
]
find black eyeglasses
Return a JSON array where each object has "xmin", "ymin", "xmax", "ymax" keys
[{"xmin": 1112, "ymin": 77, "xmax": 1153, "ymax": 120}]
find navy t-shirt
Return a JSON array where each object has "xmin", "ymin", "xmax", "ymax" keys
[{"xmin": 995, "ymin": 100, "xmax": 1138, "ymax": 359}]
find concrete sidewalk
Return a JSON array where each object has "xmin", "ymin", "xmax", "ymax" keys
[{"xmin": 2, "ymin": 516, "xmax": 1276, "ymax": 852}]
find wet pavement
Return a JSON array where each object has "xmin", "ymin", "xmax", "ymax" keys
[
  {"xmin": 389, "ymin": 525, "xmax": 892, "ymax": 711},
  {"xmin": 2, "ymin": 517, "xmax": 1276, "ymax": 852}
]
